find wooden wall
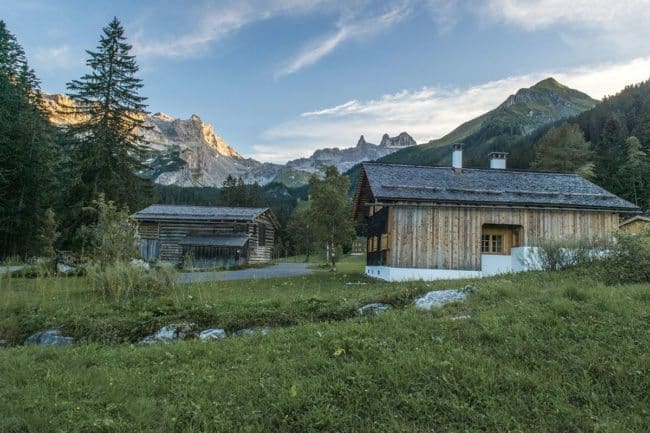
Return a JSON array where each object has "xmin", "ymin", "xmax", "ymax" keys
[{"xmin": 387, "ymin": 205, "xmax": 619, "ymax": 270}]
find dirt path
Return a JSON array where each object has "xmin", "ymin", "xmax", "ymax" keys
[{"xmin": 178, "ymin": 262, "xmax": 315, "ymax": 283}]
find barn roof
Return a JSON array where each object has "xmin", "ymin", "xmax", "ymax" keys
[
  {"xmin": 132, "ymin": 205, "xmax": 279, "ymax": 228},
  {"xmin": 355, "ymin": 163, "xmax": 639, "ymax": 214}
]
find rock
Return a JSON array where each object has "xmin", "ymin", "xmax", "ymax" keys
[
  {"xmin": 139, "ymin": 322, "xmax": 197, "ymax": 345},
  {"xmin": 414, "ymin": 289, "xmax": 469, "ymax": 310},
  {"xmin": 450, "ymin": 314, "xmax": 471, "ymax": 321},
  {"xmin": 129, "ymin": 259, "xmax": 150, "ymax": 270},
  {"xmin": 57, "ymin": 263, "xmax": 76, "ymax": 275},
  {"xmin": 198, "ymin": 328, "xmax": 226, "ymax": 341},
  {"xmin": 24, "ymin": 329, "xmax": 74, "ymax": 346},
  {"xmin": 357, "ymin": 303, "xmax": 390, "ymax": 316},
  {"xmin": 0, "ymin": 339, "xmax": 8, "ymax": 348},
  {"xmin": 234, "ymin": 327, "xmax": 271, "ymax": 337}
]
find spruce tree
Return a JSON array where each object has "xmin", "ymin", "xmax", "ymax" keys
[
  {"xmin": 65, "ymin": 17, "xmax": 151, "ymax": 213},
  {"xmin": 0, "ymin": 21, "xmax": 58, "ymax": 257},
  {"xmin": 531, "ymin": 122, "xmax": 594, "ymax": 177}
]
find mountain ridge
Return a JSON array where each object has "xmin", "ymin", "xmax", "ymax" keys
[
  {"xmin": 42, "ymin": 93, "xmax": 415, "ymax": 187},
  {"xmin": 379, "ymin": 77, "xmax": 598, "ymax": 166}
]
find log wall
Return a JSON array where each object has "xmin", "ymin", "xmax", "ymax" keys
[{"xmin": 387, "ymin": 205, "xmax": 619, "ymax": 270}]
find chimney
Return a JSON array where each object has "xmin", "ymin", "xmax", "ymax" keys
[
  {"xmin": 452, "ymin": 143, "xmax": 463, "ymax": 169},
  {"xmin": 489, "ymin": 152, "xmax": 508, "ymax": 169}
]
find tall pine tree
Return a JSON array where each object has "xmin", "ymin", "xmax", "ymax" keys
[
  {"xmin": 0, "ymin": 21, "xmax": 59, "ymax": 257},
  {"xmin": 64, "ymin": 17, "xmax": 151, "ymax": 215}
]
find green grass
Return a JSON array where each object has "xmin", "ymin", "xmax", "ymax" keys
[{"xmin": 0, "ymin": 261, "xmax": 648, "ymax": 432}]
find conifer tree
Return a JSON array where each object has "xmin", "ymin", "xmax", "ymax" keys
[
  {"xmin": 596, "ymin": 113, "xmax": 627, "ymax": 194},
  {"xmin": 0, "ymin": 21, "xmax": 58, "ymax": 257},
  {"xmin": 531, "ymin": 122, "xmax": 594, "ymax": 177},
  {"xmin": 65, "ymin": 17, "xmax": 151, "ymax": 213}
]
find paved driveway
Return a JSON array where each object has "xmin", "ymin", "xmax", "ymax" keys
[{"xmin": 178, "ymin": 262, "xmax": 315, "ymax": 283}]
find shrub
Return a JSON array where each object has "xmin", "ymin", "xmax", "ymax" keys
[
  {"xmin": 86, "ymin": 261, "xmax": 178, "ymax": 301},
  {"xmin": 526, "ymin": 236, "xmax": 610, "ymax": 271},
  {"xmin": 600, "ymin": 230, "xmax": 650, "ymax": 285}
]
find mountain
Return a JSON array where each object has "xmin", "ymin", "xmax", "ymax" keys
[
  {"xmin": 286, "ymin": 133, "xmax": 415, "ymax": 175},
  {"xmin": 380, "ymin": 77, "xmax": 598, "ymax": 167},
  {"xmin": 42, "ymin": 93, "xmax": 414, "ymax": 187}
]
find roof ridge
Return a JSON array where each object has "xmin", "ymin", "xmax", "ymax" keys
[{"xmin": 363, "ymin": 161, "xmax": 581, "ymax": 177}]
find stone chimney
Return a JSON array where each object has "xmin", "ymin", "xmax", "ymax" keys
[
  {"xmin": 452, "ymin": 143, "xmax": 463, "ymax": 169},
  {"xmin": 489, "ymin": 152, "xmax": 508, "ymax": 169}
]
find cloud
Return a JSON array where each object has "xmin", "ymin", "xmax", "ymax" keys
[
  {"xmin": 253, "ymin": 57, "xmax": 650, "ymax": 163},
  {"xmin": 484, "ymin": 0, "xmax": 650, "ymax": 54},
  {"xmin": 485, "ymin": 0, "xmax": 650, "ymax": 31},
  {"xmin": 131, "ymin": 0, "xmax": 342, "ymax": 59},
  {"xmin": 30, "ymin": 45, "xmax": 83, "ymax": 72},
  {"xmin": 276, "ymin": 3, "xmax": 411, "ymax": 77}
]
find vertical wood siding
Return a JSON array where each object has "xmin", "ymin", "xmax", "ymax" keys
[{"xmin": 388, "ymin": 206, "xmax": 619, "ymax": 270}]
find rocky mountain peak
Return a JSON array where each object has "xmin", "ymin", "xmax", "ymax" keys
[
  {"xmin": 357, "ymin": 135, "xmax": 367, "ymax": 146},
  {"xmin": 380, "ymin": 132, "xmax": 417, "ymax": 147}
]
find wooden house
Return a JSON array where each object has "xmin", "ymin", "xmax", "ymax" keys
[
  {"xmin": 618, "ymin": 215, "xmax": 650, "ymax": 234},
  {"xmin": 353, "ymin": 145, "xmax": 639, "ymax": 281},
  {"xmin": 132, "ymin": 205, "xmax": 279, "ymax": 268}
]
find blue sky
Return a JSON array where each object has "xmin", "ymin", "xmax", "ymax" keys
[{"xmin": 2, "ymin": 0, "xmax": 649, "ymax": 163}]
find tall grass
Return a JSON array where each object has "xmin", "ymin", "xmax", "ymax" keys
[{"xmin": 86, "ymin": 261, "xmax": 178, "ymax": 301}]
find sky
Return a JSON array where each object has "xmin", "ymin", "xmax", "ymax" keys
[{"xmin": 2, "ymin": 0, "xmax": 650, "ymax": 163}]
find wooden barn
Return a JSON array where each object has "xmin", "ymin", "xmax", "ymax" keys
[
  {"xmin": 132, "ymin": 205, "xmax": 279, "ymax": 268},
  {"xmin": 618, "ymin": 215, "xmax": 650, "ymax": 234},
  {"xmin": 353, "ymin": 145, "xmax": 639, "ymax": 281}
]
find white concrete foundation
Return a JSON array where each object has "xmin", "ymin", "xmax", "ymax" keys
[
  {"xmin": 365, "ymin": 266, "xmax": 481, "ymax": 282},
  {"xmin": 366, "ymin": 248, "xmax": 545, "ymax": 281}
]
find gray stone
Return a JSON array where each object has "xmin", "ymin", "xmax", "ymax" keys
[
  {"xmin": 357, "ymin": 303, "xmax": 390, "ymax": 316},
  {"xmin": 24, "ymin": 329, "xmax": 74, "ymax": 346},
  {"xmin": 198, "ymin": 328, "xmax": 226, "ymax": 341},
  {"xmin": 234, "ymin": 327, "xmax": 271, "ymax": 337},
  {"xmin": 57, "ymin": 263, "xmax": 76, "ymax": 275},
  {"xmin": 139, "ymin": 322, "xmax": 197, "ymax": 345},
  {"xmin": 414, "ymin": 289, "xmax": 468, "ymax": 310}
]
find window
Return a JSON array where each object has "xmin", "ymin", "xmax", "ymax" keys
[{"xmin": 481, "ymin": 234, "xmax": 504, "ymax": 253}]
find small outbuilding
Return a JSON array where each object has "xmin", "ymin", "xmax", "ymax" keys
[
  {"xmin": 132, "ymin": 205, "xmax": 279, "ymax": 268},
  {"xmin": 353, "ymin": 144, "xmax": 640, "ymax": 281},
  {"xmin": 618, "ymin": 215, "xmax": 650, "ymax": 234}
]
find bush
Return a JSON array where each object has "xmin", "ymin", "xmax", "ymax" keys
[
  {"xmin": 86, "ymin": 261, "xmax": 178, "ymax": 301},
  {"xmin": 526, "ymin": 236, "xmax": 610, "ymax": 271},
  {"xmin": 600, "ymin": 230, "xmax": 650, "ymax": 285}
]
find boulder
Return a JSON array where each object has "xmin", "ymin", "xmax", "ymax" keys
[
  {"xmin": 234, "ymin": 327, "xmax": 271, "ymax": 337},
  {"xmin": 24, "ymin": 329, "xmax": 74, "ymax": 346},
  {"xmin": 57, "ymin": 263, "xmax": 76, "ymax": 275},
  {"xmin": 414, "ymin": 289, "xmax": 469, "ymax": 310},
  {"xmin": 198, "ymin": 328, "xmax": 226, "ymax": 341},
  {"xmin": 139, "ymin": 322, "xmax": 197, "ymax": 345},
  {"xmin": 357, "ymin": 303, "xmax": 390, "ymax": 316},
  {"xmin": 129, "ymin": 259, "xmax": 151, "ymax": 271}
]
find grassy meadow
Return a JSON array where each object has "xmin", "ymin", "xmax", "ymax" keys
[{"xmin": 0, "ymin": 255, "xmax": 648, "ymax": 432}]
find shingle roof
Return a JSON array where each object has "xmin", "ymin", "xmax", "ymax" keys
[
  {"xmin": 132, "ymin": 205, "xmax": 268, "ymax": 221},
  {"xmin": 360, "ymin": 163, "xmax": 639, "ymax": 212},
  {"xmin": 178, "ymin": 234, "xmax": 249, "ymax": 247}
]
